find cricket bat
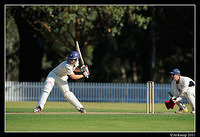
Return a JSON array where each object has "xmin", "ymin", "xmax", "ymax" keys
[
  {"xmin": 76, "ymin": 41, "xmax": 85, "ymax": 66},
  {"xmin": 75, "ymin": 41, "xmax": 89, "ymax": 78}
]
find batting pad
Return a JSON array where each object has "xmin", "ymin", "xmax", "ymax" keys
[
  {"xmin": 63, "ymin": 91, "xmax": 84, "ymax": 110},
  {"xmin": 37, "ymin": 91, "xmax": 49, "ymax": 110}
]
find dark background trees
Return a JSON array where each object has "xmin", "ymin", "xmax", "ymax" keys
[{"xmin": 6, "ymin": 5, "xmax": 195, "ymax": 83}]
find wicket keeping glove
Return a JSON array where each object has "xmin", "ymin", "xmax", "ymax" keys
[
  {"xmin": 170, "ymin": 98, "xmax": 176, "ymax": 109},
  {"xmin": 165, "ymin": 100, "xmax": 171, "ymax": 109}
]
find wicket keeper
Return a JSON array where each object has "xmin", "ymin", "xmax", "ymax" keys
[
  {"xmin": 33, "ymin": 51, "xmax": 90, "ymax": 113},
  {"xmin": 169, "ymin": 68, "xmax": 195, "ymax": 114}
]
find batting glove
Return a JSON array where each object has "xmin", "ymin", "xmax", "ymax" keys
[
  {"xmin": 83, "ymin": 71, "xmax": 89, "ymax": 78},
  {"xmin": 81, "ymin": 65, "xmax": 87, "ymax": 72},
  {"xmin": 81, "ymin": 65, "xmax": 89, "ymax": 78}
]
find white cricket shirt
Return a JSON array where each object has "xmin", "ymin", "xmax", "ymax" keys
[
  {"xmin": 171, "ymin": 76, "xmax": 195, "ymax": 100},
  {"xmin": 51, "ymin": 60, "xmax": 79, "ymax": 78}
]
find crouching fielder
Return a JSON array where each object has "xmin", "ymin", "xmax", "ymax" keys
[
  {"xmin": 169, "ymin": 68, "xmax": 195, "ymax": 114},
  {"xmin": 33, "ymin": 51, "xmax": 89, "ymax": 113}
]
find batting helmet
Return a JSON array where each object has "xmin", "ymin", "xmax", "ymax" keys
[{"xmin": 68, "ymin": 51, "xmax": 79, "ymax": 60}]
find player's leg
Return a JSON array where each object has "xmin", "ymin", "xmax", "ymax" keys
[
  {"xmin": 185, "ymin": 88, "xmax": 195, "ymax": 114},
  {"xmin": 175, "ymin": 92, "xmax": 188, "ymax": 114},
  {"xmin": 56, "ymin": 79, "xmax": 86, "ymax": 113},
  {"xmin": 175, "ymin": 101, "xmax": 188, "ymax": 113},
  {"xmin": 33, "ymin": 72, "xmax": 55, "ymax": 112},
  {"xmin": 63, "ymin": 91, "xmax": 86, "ymax": 113}
]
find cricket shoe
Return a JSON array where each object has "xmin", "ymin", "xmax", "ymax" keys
[
  {"xmin": 33, "ymin": 106, "xmax": 43, "ymax": 113},
  {"xmin": 175, "ymin": 107, "xmax": 188, "ymax": 114},
  {"xmin": 191, "ymin": 111, "xmax": 195, "ymax": 114},
  {"xmin": 79, "ymin": 108, "xmax": 86, "ymax": 113}
]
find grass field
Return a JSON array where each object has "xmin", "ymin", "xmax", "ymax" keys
[{"xmin": 5, "ymin": 102, "xmax": 195, "ymax": 132}]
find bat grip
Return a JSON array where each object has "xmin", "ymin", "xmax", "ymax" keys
[{"xmin": 85, "ymin": 65, "xmax": 89, "ymax": 78}]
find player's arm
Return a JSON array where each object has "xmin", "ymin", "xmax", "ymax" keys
[
  {"xmin": 74, "ymin": 67, "xmax": 81, "ymax": 73},
  {"xmin": 69, "ymin": 73, "xmax": 84, "ymax": 79},
  {"xmin": 68, "ymin": 65, "xmax": 90, "ymax": 79},
  {"xmin": 174, "ymin": 80, "xmax": 187, "ymax": 102},
  {"xmin": 70, "ymin": 70, "xmax": 90, "ymax": 79}
]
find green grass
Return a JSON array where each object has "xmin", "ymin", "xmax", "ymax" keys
[{"xmin": 5, "ymin": 102, "xmax": 195, "ymax": 132}]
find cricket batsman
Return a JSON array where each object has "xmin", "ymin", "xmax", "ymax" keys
[
  {"xmin": 33, "ymin": 51, "xmax": 89, "ymax": 113},
  {"xmin": 167, "ymin": 68, "xmax": 195, "ymax": 114}
]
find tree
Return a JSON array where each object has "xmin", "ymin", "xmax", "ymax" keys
[
  {"xmin": 6, "ymin": 5, "xmax": 150, "ymax": 82},
  {"xmin": 6, "ymin": 6, "xmax": 194, "ymax": 83},
  {"xmin": 7, "ymin": 7, "xmax": 45, "ymax": 81},
  {"xmin": 154, "ymin": 6, "xmax": 194, "ymax": 81}
]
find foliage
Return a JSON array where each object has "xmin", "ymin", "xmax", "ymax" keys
[
  {"xmin": 6, "ymin": 15, "xmax": 20, "ymax": 81},
  {"xmin": 6, "ymin": 5, "xmax": 194, "ymax": 83}
]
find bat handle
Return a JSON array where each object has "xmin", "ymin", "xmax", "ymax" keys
[{"xmin": 85, "ymin": 65, "xmax": 90, "ymax": 78}]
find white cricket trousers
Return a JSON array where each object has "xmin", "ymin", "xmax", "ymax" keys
[
  {"xmin": 177, "ymin": 87, "xmax": 195, "ymax": 111},
  {"xmin": 36, "ymin": 71, "xmax": 84, "ymax": 110},
  {"xmin": 185, "ymin": 87, "xmax": 195, "ymax": 111}
]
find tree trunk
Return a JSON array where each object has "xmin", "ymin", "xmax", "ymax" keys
[
  {"xmin": 14, "ymin": 9, "xmax": 45, "ymax": 82},
  {"xmin": 132, "ymin": 61, "xmax": 138, "ymax": 83},
  {"xmin": 150, "ymin": 8, "xmax": 156, "ymax": 81}
]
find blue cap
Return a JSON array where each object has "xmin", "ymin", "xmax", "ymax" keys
[{"xmin": 169, "ymin": 68, "xmax": 180, "ymax": 75}]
